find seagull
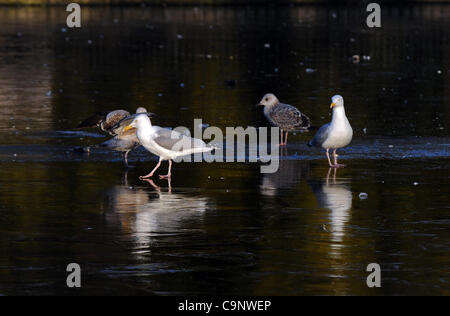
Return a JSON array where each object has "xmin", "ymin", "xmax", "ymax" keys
[
  {"xmin": 308, "ymin": 95, "xmax": 353, "ymax": 168},
  {"xmin": 78, "ymin": 109, "xmax": 131, "ymax": 135},
  {"xmin": 77, "ymin": 107, "xmax": 154, "ymax": 166},
  {"xmin": 77, "ymin": 107, "xmax": 151, "ymax": 135},
  {"xmin": 257, "ymin": 93, "xmax": 311, "ymax": 146},
  {"xmin": 121, "ymin": 114, "xmax": 214, "ymax": 179}
]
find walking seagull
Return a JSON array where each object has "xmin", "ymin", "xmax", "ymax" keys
[
  {"xmin": 308, "ymin": 95, "xmax": 353, "ymax": 168},
  {"xmin": 121, "ymin": 114, "xmax": 214, "ymax": 179},
  {"xmin": 77, "ymin": 107, "xmax": 155, "ymax": 166},
  {"xmin": 257, "ymin": 93, "xmax": 311, "ymax": 146}
]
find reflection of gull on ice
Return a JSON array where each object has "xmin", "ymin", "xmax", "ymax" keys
[
  {"xmin": 134, "ymin": 179, "xmax": 209, "ymax": 235},
  {"xmin": 309, "ymin": 168, "xmax": 352, "ymax": 255},
  {"xmin": 104, "ymin": 175, "xmax": 211, "ymax": 251},
  {"xmin": 260, "ymin": 160, "xmax": 309, "ymax": 196}
]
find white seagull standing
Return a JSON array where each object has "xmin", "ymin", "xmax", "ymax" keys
[
  {"xmin": 122, "ymin": 114, "xmax": 214, "ymax": 179},
  {"xmin": 308, "ymin": 95, "xmax": 353, "ymax": 168}
]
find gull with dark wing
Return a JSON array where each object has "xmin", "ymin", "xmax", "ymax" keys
[
  {"xmin": 308, "ymin": 95, "xmax": 353, "ymax": 168},
  {"xmin": 257, "ymin": 93, "xmax": 311, "ymax": 146},
  {"xmin": 78, "ymin": 108, "xmax": 134, "ymax": 136},
  {"xmin": 122, "ymin": 114, "xmax": 214, "ymax": 179},
  {"xmin": 77, "ymin": 107, "xmax": 154, "ymax": 166}
]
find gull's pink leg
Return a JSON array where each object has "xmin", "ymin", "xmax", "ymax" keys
[
  {"xmin": 332, "ymin": 149, "xmax": 346, "ymax": 168},
  {"xmin": 280, "ymin": 130, "xmax": 284, "ymax": 146},
  {"xmin": 326, "ymin": 149, "xmax": 334, "ymax": 167},
  {"xmin": 159, "ymin": 160, "xmax": 172, "ymax": 179},
  {"xmin": 140, "ymin": 159, "xmax": 162, "ymax": 179},
  {"xmin": 285, "ymin": 132, "xmax": 288, "ymax": 146}
]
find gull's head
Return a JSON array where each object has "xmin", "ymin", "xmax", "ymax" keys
[
  {"xmin": 257, "ymin": 93, "xmax": 279, "ymax": 107},
  {"xmin": 136, "ymin": 107, "xmax": 147, "ymax": 113},
  {"xmin": 330, "ymin": 95, "xmax": 344, "ymax": 109},
  {"xmin": 136, "ymin": 107, "xmax": 156, "ymax": 118},
  {"xmin": 123, "ymin": 114, "xmax": 151, "ymax": 132}
]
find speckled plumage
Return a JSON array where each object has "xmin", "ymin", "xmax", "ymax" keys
[
  {"xmin": 264, "ymin": 102, "xmax": 311, "ymax": 132},
  {"xmin": 102, "ymin": 110, "xmax": 131, "ymax": 135},
  {"xmin": 258, "ymin": 93, "xmax": 311, "ymax": 146},
  {"xmin": 77, "ymin": 109, "xmax": 130, "ymax": 135},
  {"xmin": 77, "ymin": 107, "xmax": 154, "ymax": 166}
]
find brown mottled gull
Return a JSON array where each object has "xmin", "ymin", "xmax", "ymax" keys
[
  {"xmin": 257, "ymin": 93, "xmax": 311, "ymax": 146},
  {"xmin": 78, "ymin": 109, "xmax": 131, "ymax": 136},
  {"xmin": 77, "ymin": 107, "xmax": 154, "ymax": 166}
]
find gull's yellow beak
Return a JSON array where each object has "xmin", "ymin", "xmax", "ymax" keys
[
  {"xmin": 123, "ymin": 125, "xmax": 134, "ymax": 132},
  {"xmin": 330, "ymin": 102, "xmax": 336, "ymax": 109}
]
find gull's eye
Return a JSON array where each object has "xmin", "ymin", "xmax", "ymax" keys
[{"xmin": 265, "ymin": 98, "xmax": 269, "ymax": 101}]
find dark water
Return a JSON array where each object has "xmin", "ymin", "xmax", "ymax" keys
[{"xmin": 0, "ymin": 5, "xmax": 449, "ymax": 295}]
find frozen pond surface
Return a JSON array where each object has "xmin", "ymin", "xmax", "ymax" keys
[{"xmin": 0, "ymin": 5, "xmax": 449, "ymax": 295}]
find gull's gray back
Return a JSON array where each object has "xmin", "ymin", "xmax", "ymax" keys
[{"xmin": 152, "ymin": 127, "xmax": 207, "ymax": 152}]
